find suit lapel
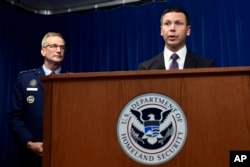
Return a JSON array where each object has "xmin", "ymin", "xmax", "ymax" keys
[
  {"xmin": 154, "ymin": 53, "xmax": 165, "ymax": 69},
  {"xmin": 184, "ymin": 51, "xmax": 197, "ymax": 68}
]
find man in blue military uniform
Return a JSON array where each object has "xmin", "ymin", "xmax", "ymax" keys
[{"xmin": 7, "ymin": 32, "xmax": 67, "ymax": 167}]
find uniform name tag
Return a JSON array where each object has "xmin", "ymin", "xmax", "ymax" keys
[{"xmin": 26, "ymin": 88, "xmax": 38, "ymax": 91}]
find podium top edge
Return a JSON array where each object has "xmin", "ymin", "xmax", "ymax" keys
[{"xmin": 41, "ymin": 66, "xmax": 250, "ymax": 81}]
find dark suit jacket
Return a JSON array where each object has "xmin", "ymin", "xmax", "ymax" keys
[{"xmin": 138, "ymin": 51, "xmax": 214, "ymax": 70}]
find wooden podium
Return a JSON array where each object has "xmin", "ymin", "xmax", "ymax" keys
[{"xmin": 42, "ymin": 67, "xmax": 250, "ymax": 167}]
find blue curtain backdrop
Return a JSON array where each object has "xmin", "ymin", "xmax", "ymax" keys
[{"xmin": 1, "ymin": 0, "xmax": 250, "ymax": 166}]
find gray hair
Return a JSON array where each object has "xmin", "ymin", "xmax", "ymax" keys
[{"xmin": 41, "ymin": 32, "xmax": 65, "ymax": 48}]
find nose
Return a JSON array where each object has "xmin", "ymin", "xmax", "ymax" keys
[
  {"xmin": 55, "ymin": 45, "xmax": 65, "ymax": 51},
  {"xmin": 170, "ymin": 23, "xmax": 177, "ymax": 29},
  {"xmin": 169, "ymin": 24, "xmax": 176, "ymax": 31},
  {"xmin": 56, "ymin": 46, "xmax": 61, "ymax": 51},
  {"xmin": 55, "ymin": 46, "xmax": 65, "ymax": 52}
]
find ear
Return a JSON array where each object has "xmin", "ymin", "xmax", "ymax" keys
[
  {"xmin": 160, "ymin": 26, "xmax": 163, "ymax": 36},
  {"xmin": 41, "ymin": 48, "xmax": 45, "ymax": 57},
  {"xmin": 186, "ymin": 25, "xmax": 191, "ymax": 36}
]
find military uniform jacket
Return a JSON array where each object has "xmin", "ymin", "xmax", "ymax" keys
[{"xmin": 8, "ymin": 67, "xmax": 46, "ymax": 147}]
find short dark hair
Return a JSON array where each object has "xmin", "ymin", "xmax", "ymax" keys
[{"xmin": 160, "ymin": 7, "xmax": 190, "ymax": 26}]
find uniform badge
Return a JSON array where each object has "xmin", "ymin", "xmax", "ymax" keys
[
  {"xmin": 27, "ymin": 79, "xmax": 38, "ymax": 91},
  {"xmin": 27, "ymin": 96, "xmax": 35, "ymax": 104},
  {"xmin": 29, "ymin": 79, "xmax": 37, "ymax": 87}
]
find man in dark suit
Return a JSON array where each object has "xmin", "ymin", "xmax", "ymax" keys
[
  {"xmin": 139, "ymin": 7, "xmax": 214, "ymax": 70},
  {"xmin": 7, "ymin": 32, "xmax": 67, "ymax": 167}
]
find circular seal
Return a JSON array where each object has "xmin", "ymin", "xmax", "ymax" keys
[
  {"xmin": 117, "ymin": 93, "xmax": 188, "ymax": 165},
  {"xmin": 27, "ymin": 95, "xmax": 35, "ymax": 104}
]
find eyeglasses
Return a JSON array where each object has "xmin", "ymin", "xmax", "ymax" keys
[{"xmin": 44, "ymin": 44, "xmax": 66, "ymax": 50}]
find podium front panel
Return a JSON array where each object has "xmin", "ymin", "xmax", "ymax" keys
[{"xmin": 42, "ymin": 67, "xmax": 250, "ymax": 167}]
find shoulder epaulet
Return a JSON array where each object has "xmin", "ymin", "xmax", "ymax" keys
[{"xmin": 19, "ymin": 68, "xmax": 36, "ymax": 75}]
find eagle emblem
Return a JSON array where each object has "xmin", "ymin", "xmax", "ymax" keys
[{"xmin": 130, "ymin": 108, "xmax": 173, "ymax": 148}]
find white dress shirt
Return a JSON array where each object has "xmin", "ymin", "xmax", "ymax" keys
[
  {"xmin": 42, "ymin": 65, "xmax": 61, "ymax": 76},
  {"xmin": 163, "ymin": 46, "xmax": 187, "ymax": 70}
]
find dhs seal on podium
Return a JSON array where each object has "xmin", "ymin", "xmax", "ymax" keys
[{"xmin": 117, "ymin": 93, "xmax": 188, "ymax": 165}]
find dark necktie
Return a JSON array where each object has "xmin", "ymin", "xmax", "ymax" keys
[
  {"xmin": 169, "ymin": 53, "xmax": 179, "ymax": 70},
  {"xmin": 50, "ymin": 71, "xmax": 56, "ymax": 75}
]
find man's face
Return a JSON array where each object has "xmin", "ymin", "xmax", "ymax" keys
[
  {"xmin": 160, "ymin": 12, "xmax": 191, "ymax": 52},
  {"xmin": 41, "ymin": 36, "xmax": 65, "ymax": 64}
]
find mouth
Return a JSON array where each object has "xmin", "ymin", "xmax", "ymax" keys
[
  {"xmin": 55, "ymin": 54, "xmax": 63, "ymax": 58},
  {"xmin": 168, "ymin": 35, "xmax": 177, "ymax": 41}
]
